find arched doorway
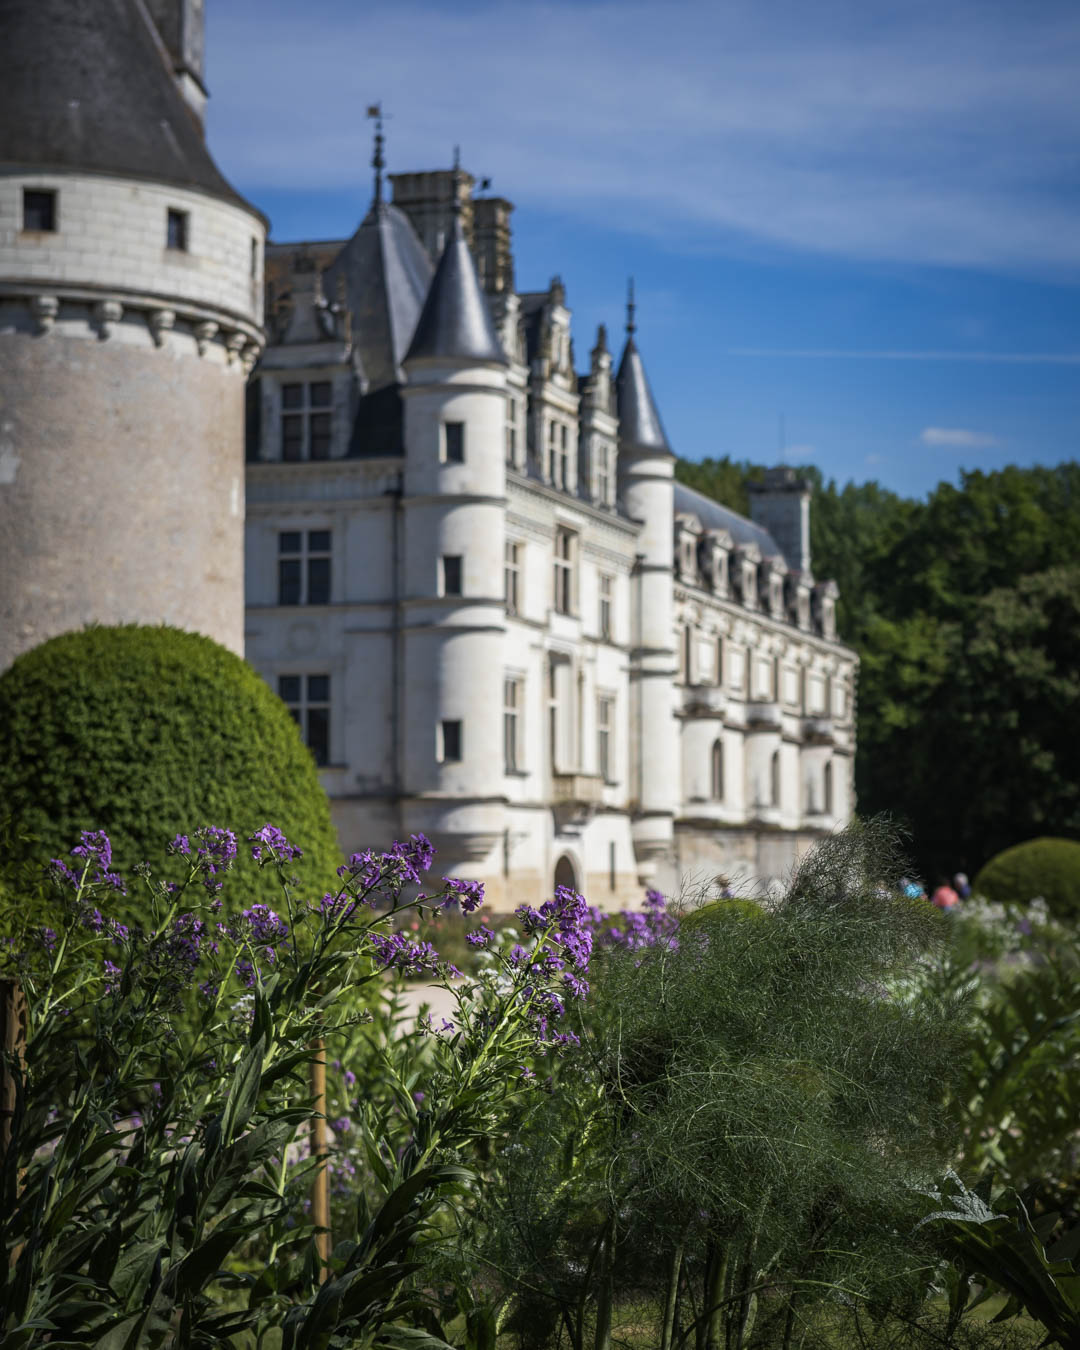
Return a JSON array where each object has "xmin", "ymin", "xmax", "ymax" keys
[{"xmin": 554, "ymin": 854, "xmax": 578, "ymax": 894}]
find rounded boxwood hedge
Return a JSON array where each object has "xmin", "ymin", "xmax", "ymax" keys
[
  {"xmin": 0, "ymin": 625, "xmax": 341, "ymax": 904},
  {"xmin": 974, "ymin": 837, "xmax": 1080, "ymax": 920}
]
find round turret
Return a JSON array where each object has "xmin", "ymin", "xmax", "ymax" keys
[
  {"xmin": 0, "ymin": 0, "xmax": 266, "ymax": 668},
  {"xmin": 399, "ymin": 210, "xmax": 508, "ymax": 876},
  {"xmin": 615, "ymin": 288, "xmax": 680, "ymax": 869}
]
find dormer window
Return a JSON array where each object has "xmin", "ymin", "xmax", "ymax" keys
[
  {"xmin": 281, "ymin": 381, "xmax": 332, "ymax": 461},
  {"xmin": 742, "ymin": 562, "xmax": 757, "ymax": 608}
]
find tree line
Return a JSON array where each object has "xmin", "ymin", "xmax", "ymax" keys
[{"xmin": 675, "ymin": 456, "xmax": 1080, "ymax": 880}]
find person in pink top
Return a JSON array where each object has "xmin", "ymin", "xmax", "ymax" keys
[{"xmin": 931, "ymin": 879, "xmax": 960, "ymax": 910}]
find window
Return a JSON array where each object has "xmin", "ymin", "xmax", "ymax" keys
[
  {"xmin": 504, "ymin": 540, "xmax": 521, "ymax": 615},
  {"xmin": 681, "ymin": 625, "xmax": 693, "ymax": 683},
  {"xmin": 439, "ymin": 719, "xmax": 462, "ymax": 763},
  {"xmin": 609, "ymin": 840, "xmax": 617, "ymax": 893},
  {"xmin": 441, "ymin": 555, "xmax": 463, "ymax": 596},
  {"xmin": 444, "ymin": 421, "xmax": 465, "ymax": 463},
  {"xmin": 250, "ymin": 237, "xmax": 259, "ymax": 279},
  {"xmin": 281, "ymin": 381, "xmax": 333, "ymax": 461},
  {"xmin": 716, "ymin": 636, "xmax": 724, "ymax": 686},
  {"xmin": 279, "ymin": 673, "xmax": 330, "ymax": 765},
  {"xmin": 824, "ymin": 760, "xmax": 834, "ymax": 815},
  {"xmin": 23, "ymin": 189, "xmax": 56, "ymax": 232},
  {"xmin": 711, "ymin": 739, "xmax": 724, "ymax": 801},
  {"xmin": 597, "ymin": 443, "xmax": 611, "ymax": 507},
  {"xmin": 599, "ymin": 574, "xmax": 613, "ymax": 640},
  {"xmin": 278, "ymin": 529, "xmax": 331, "ymax": 605},
  {"xmin": 504, "ymin": 677, "xmax": 522, "ymax": 772},
  {"xmin": 166, "ymin": 208, "xmax": 189, "ymax": 252},
  {"xmin": 770, "ymin": 750, "xmax": 780, "ymax": 807},
  {"xmin": 547, "ymin": 420, "xmax": 558, "ymax": 483},
  {"xmin": 597, "ymin": 695, "xmax": 614, "ymax": 782},
  {"xmin": 558, "ymin": 424, "xmax": 570, "ymax": 488},
  {"xmin": 506, "ymin": 401, "xmax": 518, "ymax": 462},
  {"xmin": 553, "ymin": 527, "xmax": 574, "ymax": 615}
]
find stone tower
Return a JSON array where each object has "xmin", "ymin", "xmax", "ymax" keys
[
  {"xmin": 400, "ymin": 207, "xmax": 509, "ymax": 886},
  {"xmin": 616, "ymin": 289, "xmax": 680, "ymax": 877},
  {"xmin": 0, "ymin": 0, "xmax": 266, "ymax": 669}
]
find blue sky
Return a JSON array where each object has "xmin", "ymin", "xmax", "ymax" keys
[{"xmin": 205, "ymin": 0, "xmax": 1079, "ymax": 499}]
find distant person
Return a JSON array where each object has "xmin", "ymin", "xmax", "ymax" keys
[
  {"xmin": 953, "ymin": 872, "xmax": 972, "ymax": 900},
  {"xmin": 931, "ymin": 878, "xmax": 960, "ymax": 911},
  {"xmin": 899, "ymin": 876, "xmax": 926, "ymax": 901}
]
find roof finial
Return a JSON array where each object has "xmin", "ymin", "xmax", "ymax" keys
[
  {"xmin": 367, "ymin": 102, "xmax": 386, "ymax": 205},
  {"xmin": 453, "ymin": 143, "xmax": 461, "ymax": 171},
  {"xmin": 626, "ymin": 276, "xmax": 636, "ymax": 337}
]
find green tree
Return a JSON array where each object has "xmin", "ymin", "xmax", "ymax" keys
[{"xmin": 0, "ymin": 625, "xmax": 342, "ymax": 905}]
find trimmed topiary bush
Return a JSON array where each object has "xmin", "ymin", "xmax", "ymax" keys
[
  {"xmin": 0, "ymin": 625, "xmax": 341, "ymax": 903},
  {"xmin": 974, "ymin": 836, "xmax": 1080, "ymax": 920}
]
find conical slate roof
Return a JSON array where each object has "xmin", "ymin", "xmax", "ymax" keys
[
  {"xmin": 616, "ymin": 335, "xmax": 672, "ymax": 454},
  {"xmin": 405, "ymin": 212, "xmax": 506, "ymax": 366},
  {"xmin": 324, "ymin": 201, "xmax": 433, "ymax": 393},
  {"xmin": 0, "ymin": 0, "xmax": 262, "ymax": 221}
]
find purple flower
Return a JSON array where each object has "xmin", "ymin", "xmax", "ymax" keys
[
  {"xmin": 48, "ymin": 858, "xmax": 79, "ymax": 890},
  {"xmin": 563, "ymin": 971, "xmax": 589, "ymax": 1000},
  {"xmin": 344, "ymin": 1069, "xmax": 357, "ymax": 1087},
  {"xmin": 242, "ymin": 904, "xmax": 289, "ymax": 946},
  {"xmin": 38, "ymin": 927, "xmax": 57, "ymax": 952},
  {"xmin": 443, "ymin": 877, "xmax": 485, "ymax": 913},
  {"xmin": 103, "ymin": 959, "xmax": 121, "ymax": 993},
  {"xmin": 249, "ymin": 824, "xmax": 303, "ymax": 865},
  {"xmin": 412, "ymin": 1090, "xmax": 426, "ymax": 1105},
  {"xmin": 71, "ymin": 830, "xmax": 112, "ymax": 870},
  {"xmin": 167, "ymin": 834, "xmax": 191, "ymax": 857},
  {"xmin": 332, "ymin": 1116, "xmax": 352, "ymax": 1134},
  {"xmin": 466, "ymin": 926, "xmax": 494, "ymax": 949},
  {"xmin": 368, "ymin": 931, "xmax": 442, "ymax": 978},
  {"xmin": 192, "ymin": 827, "xmax": 237, "ymax": 893}
]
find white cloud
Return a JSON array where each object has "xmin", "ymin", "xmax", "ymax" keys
[
  {"xmin": 205, "ymin": 0, "xmax": 1080, "ymax": 274},
  {"xmin": 918, "ymin": 427, "xmax": 1001, "ymax": 449},
  {"xmin": 727, "ymin": 349, "xmax": 1080, "ymax": 364}
]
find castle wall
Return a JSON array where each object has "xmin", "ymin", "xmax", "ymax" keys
[
  {"xmin": 0, "ymin": 175, "xmax": 263, "ymax": 321},
  {"xmin": 0, "ymin": 168, "xmax": 264, "ymax": 669},
  {"xmin": 0, "ymin": 309, "xmax": 247, "ymax": 663}
]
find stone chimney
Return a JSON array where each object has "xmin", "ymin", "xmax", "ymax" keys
[
  {"xmin": 747, "ymin": 466, "xmax": 812, "ymax": 574},
  {"xmin": 389, "ymin": 166, "xmax": 475, "ymax": 263},
  {"xmin": 473, "ymin": 196, "xmax": 515, "ymax": 295}
]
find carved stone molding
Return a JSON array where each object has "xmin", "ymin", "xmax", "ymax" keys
[
  {"xmin": 30, "ymin": 294, "xmax": 59, "ymax": 335},
  {"xmin": 225, "ymin": 332, "xmax": 247, "ymax": 365},
  {"xmin": 93, "ymin": 300, "xmax": 123, "ymax": 339},
  {"xmin": 194, "ymin": 321, "xmax": 219, "ymax": 356},
  {"xmin": 148, "ymin": 309, "xmax": 176, "ymax": 347}
]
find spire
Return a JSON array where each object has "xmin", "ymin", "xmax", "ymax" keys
[
  {"xmin": 616, "ymin": 289, "xmax": 672, "ymax": 455},
  {"xmin": 367, "ymin": 102, "xmax": 385, "ymax": 205},
  {"xmin": 405, "ymin": 210, "xmax": 506, "ymax": 366}
]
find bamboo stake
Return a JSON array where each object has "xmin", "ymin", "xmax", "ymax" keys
[
  {"xmin": 310, "ymin": 1036, "xmax": 331, "ymax": 1279},
  {"xmin": 0, "ymin": 978, "xmax": 27, "ymax": 1156}
]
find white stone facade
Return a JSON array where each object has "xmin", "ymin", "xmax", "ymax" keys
[{"xmin": 246, "ymin": 167, "xmax": 858, "ymax": 907}]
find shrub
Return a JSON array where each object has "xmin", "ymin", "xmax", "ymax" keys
[
  {"xmin": 0, "ymin": 625, "xmax": 341, "ymax": 904},
  {"xmin": 974, "ymin": 838, "xmax": 1080, "ymax": 921}
]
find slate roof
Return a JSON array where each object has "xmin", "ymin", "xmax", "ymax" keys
[
  {"xmin": 323, "ymin": 201, "xmax": 433, "ymax": 393},
  {"xmin": 616, "ymin": 336, "xmax": 672, "ymax": 454},
  {"xmin": 405, "ymin": 212, "xmax": 506, "ymax": 366},
  {"xmin": 0, "ymin": 0, "xmax": 262, "ymax": 221},
  {"xmin": 673, "ymin": 481, "xmax": 783, "ymax": 558}
]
